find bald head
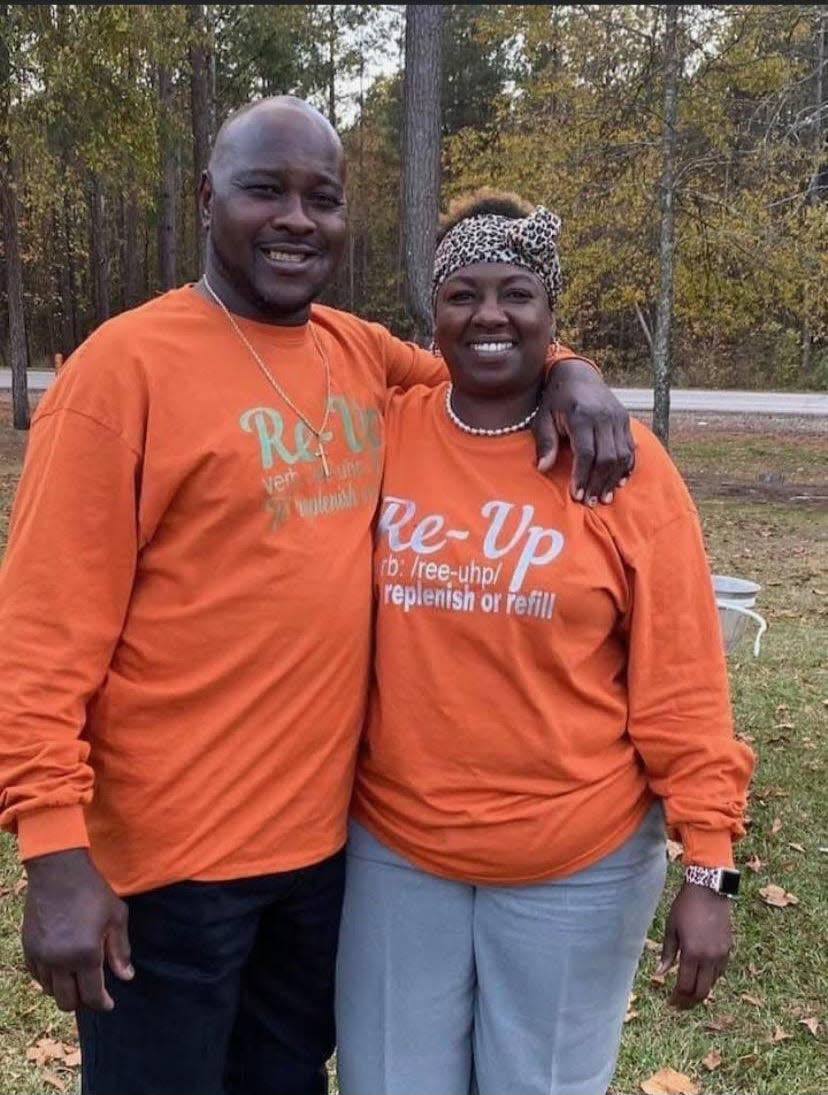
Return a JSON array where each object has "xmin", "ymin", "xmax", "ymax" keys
[
  {"xmin": 199, "ymin": 94, "xmax": 348, "ymax": 325},
  {"xmin": 209, "ymin": 96, "xmax": 344, "ymax": 179}
]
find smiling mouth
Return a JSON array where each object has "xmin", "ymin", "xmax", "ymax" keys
[
  {"xmin": 260, "ymin": 247, "xmax": 318, "ymax": 266},
  {"xmin": 468, "ymin": 341, "xmax": 516, "ymax": 355}
]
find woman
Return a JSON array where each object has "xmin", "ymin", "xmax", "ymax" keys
[{"xmin": 335, "ymin": 193, "xmax": 754, "ymax": 1095}]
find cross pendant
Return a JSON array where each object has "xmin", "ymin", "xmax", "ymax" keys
[{"xmin": 317, "ymin": 442, "xmax": 330, "ymax": 479}]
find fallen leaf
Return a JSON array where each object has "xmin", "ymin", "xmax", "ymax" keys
[
  {"xmin": 771, "ymin": 817, "xmax": 782, "ymax": 835},
  {"xmin": 759, "ymin": 883, "xmax": 798, "ymax": 908},
  {"xmin": 63, "ymin": 1049, "xmax": 81, "ymax": 1067},
  {"xmin": 25, "ymin": 1038, "xmax": 67, "ymax": 1067},
  {"xmin": 767, "ymin": 1025, "xmax": 793, "ymax": 1044},
  {"xmin": 788, "ymin": 842, "xmax": 805, "ymax": 853},
  {"xmin": 644, "ymin": 938, "xmax": 661, "ymax": 952},
  {"xmin": 774, "ymin": 720, "xmax": 795, "ymax": 730},
  {"xmin": 741, "ymin": 993, "xmax": 763, "ymax": 1006},
  {"xmin": 41, "ymin": 1072, "xmax": 67, "ymax": 1093},
  {"xmin": 738, "ymin": 1053, "xmax": 759, "ymax": 1066},
  {"xmin": 748, "ymin": 963, "xmax": 761, "ymax": 976},
  {"xmin": 625, "ymin": 1008, "xmax": 640, "ymax": 1023},
  {"xmin": 737, "ymin": 732, "xmax": 755, "ymax": 743},
  {"xmin": 702, "ymin": 1048, "xmax": 722, "ymax": 1071},
  {"xmin": 666, "ymin": 839, "xmax": 683, "ymax": 862},
  {"xmin": 800, "ymin": 1017, "xmax": 819, "ymax": 1036},
  {"xmin": 745, "ymin": 854, "xmax": 763, "ymax": 872},
  {"xmin": 640, "ymin": 1067, "xmax": 699, "ymax": 1095},
  {"xmin": 13, "ymin": 878, "xmax": 27, "ymax": 895},
  {"xmin": 705, "ymin": 1014, "xmax": 735, "ymax": 1032},
  {"xmin": 650, "ymin": 970, "xmax": 667, "ymax": 985}
]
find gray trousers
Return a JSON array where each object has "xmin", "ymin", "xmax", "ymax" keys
[{"xmin": 336, "ymin": 804, "xmax": 666, "ymax": 1095}]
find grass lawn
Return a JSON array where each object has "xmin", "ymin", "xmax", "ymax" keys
[{"xmin": 0, "ymin": 414, "xmax": 826, "ymax": 1094}]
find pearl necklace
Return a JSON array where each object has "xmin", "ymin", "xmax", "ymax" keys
[
  {"xmin": 444, "ymin": 384, "xmax": 539, "ymax": 437},
  {"xmin": 202, "ymin": 275, "xmax": 332, "ymax": 477}
]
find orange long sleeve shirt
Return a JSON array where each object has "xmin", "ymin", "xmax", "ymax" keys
[
  {"xmin": 352, "ymin": 385, "xmax": 754, "ymax": 883},
  {"xmin": 0, "ymin": 287, "xmax": 445, "ymax": 894}
]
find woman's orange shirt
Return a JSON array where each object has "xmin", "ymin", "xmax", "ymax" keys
[{"xmin": 352, "ymin": 384, "xmax": 754, "ymax": 883}]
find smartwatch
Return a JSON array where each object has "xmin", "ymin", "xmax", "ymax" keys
[{"xmin": 684, "ymin": 865, "xmax": 741, "ymax": 899}]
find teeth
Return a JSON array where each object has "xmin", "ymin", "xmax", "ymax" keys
[
  {"xmin": 471, "ymin": 342, "xmax": 515, "ymax": 354},
  {"xmin": 265, "ymin": 250, "xmax": 307, "ymax": 264}
]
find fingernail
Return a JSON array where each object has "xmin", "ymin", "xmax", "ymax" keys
[
  {"xmin": 619, "ymin": 477, "xmax": 628, "ymax": 487},
  {"xmin": 602, "ymin": 491, "xmax": 614, "ymax": 504},
  {"xmin": 574, "ymin": 488, "xmax": 585, "ymax": 502},
  {"xmin": 125, "ymin": 964, "xmax": 135, "ymax": 979},
  {"xmin": 587, "ymin": 496, "xmax": 597, "ymax": 508}
]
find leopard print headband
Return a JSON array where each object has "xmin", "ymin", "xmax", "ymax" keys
[{"xmin": 432, "ymin": 206, "xmax": 562, "ymax": 308}]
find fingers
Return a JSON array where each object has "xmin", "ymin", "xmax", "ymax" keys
[
  {"xmin": 656, "ymin": 927, "xmax": 678, "ymax": 977},
  {"xmin": 670, "ymin": 954, "xmax": 700, "ymax": 1010},
  {"xmin": 76, "ymin": 963, "xmax": 115, "ymax": 1011},
  {"xmin": 104, "ymin": 905, "xmax": 134, "ymax": 982},
  {"xmin": 692, "ymin": 959, "xmax": 720, "ymax": 1006},
  {"xmin": 614, "ymin": 418, "xmax": 635, "ymax": 486},
  {"xmin": 51, "ymin": 971, "xmax": 80, "ymax": 1013},
  {"xmin": 534, "ymin": 412, "xmax": 561, "ymax": 474}
]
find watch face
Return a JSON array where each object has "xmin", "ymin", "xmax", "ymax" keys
[{"xmin": 719, "ymin": 869, "xmax": 741, "ymax": 896}]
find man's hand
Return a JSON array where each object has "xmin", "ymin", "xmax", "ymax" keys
[
  {"xmin": 534, "ymin": 358, "xmax": 635, "ymax": 504},
  {"xmin": 657, "ymin": 883, "xmax": 733, "ymax": 1010},
  {"xmin": 22, "ymin": 847, "xmax": 133, "ymax": 1012}
]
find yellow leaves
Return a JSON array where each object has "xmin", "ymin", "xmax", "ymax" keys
[
  {"xmin": 771, "ymin": 816, "xmax": 783, "ymax": 835},
  {"xmin": 702, "ymin": 1047, "xmax": 722, "ymax": 1071},
  {"xmin": 666, "ymin": 839, "xmax": 683, "ymax": 862},
  {"xmin": 766, "ymin": 1024, "xmax": 793, "ymax": 1044},
  {"xmin": 25, "ymin": 1037, "xmax": 80, "ymax": 1088},
  {"xmin": 800, "ymin": 1016, "xmax": 819, "ymax": 1037},
  {"xmin": 640, "ymin": 1067, "xmax": 699, "ymax": 1094},
  {"xmin": 704, "ymin": 1013, "xmax": 735, "ymax": 1032},
  {"xmin": 759, "ymin": 883, "xmax": 799, "ymax": 908},
  {"xmin": 625, "ymin": 992, "xmax": 640, "ymax": 1023}
]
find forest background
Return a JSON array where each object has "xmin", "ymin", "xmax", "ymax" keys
[{"xmin": 1, "ymin": 3, "xmax": 826, "ymax": 414}]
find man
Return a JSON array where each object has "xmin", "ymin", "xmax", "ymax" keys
[{"xmin": 0, "ymin": 97, "xmax": 633, "ymax": 1095}]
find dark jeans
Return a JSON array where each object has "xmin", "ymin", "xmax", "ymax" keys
[{"xmin": 76, "ymin": 850, "xmax": 346, "ymax": 1095}]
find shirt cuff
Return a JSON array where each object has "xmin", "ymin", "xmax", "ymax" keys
[
  {"xmin": 546, "ymin": 344, "xmax": 601, "ymax": 376},
  {"xmin": 17, "ymin": 805, "xmax": 90, "ymax": 862},
  {"xmin": 678, "ymin": 826, "xmax": 735, "ymax": 868}
]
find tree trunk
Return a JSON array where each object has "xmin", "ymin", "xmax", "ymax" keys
[
  {"xmin": 802, "ymin": 6, "xmax": 826, "ymax": 375},
  {"xmin": 158, "ymin": 63, "xmax": 178, "ymax": 290},
  {"xmin": 88, "ymin": 170, "xmax": 110, "ymax": 328},
  {"xmin": 0, "ymin": 3, "xmax": 29, "ymax": 428},
  {"xmin": 54, "ymin": 210, "xmax": 74, "ymax": 354},
  {"xmin": 401, "ymin": 4, "xmax": 443, "ymax": 345},
  {"xmin": 327, "ymin": 5, "xmax": 337, "ymax": 128},
  {"xmin": 123, "ymin": 188, "xmax": 141, "ymax": 309},
  {"xmin": 62, "ymin": 186, "xmax": 80, "ymax": 346},
  {"xmin": 188, "ymin": 3, "xmax": 211, "ymax": 277},
  {"xmin": 651, "ymin": 4, "xmax": 680, "ymax": 448}
]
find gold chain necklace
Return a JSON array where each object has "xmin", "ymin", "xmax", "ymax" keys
[{"xmin": 202, "ymin": 275, "xmax": 332, "ymax": 478}]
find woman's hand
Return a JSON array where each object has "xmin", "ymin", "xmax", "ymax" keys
[
  {"xmin": 657, "ymin": 883, "xmax": 733, "ymax": 1009},
  {"xmin": 534, "ymin": 358, "xmax": 635, "ymax": 504}
]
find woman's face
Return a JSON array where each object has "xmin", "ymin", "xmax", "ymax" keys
[{"xmin": 434, "ymin": 263, "xmax": 553, "ymax": 398}]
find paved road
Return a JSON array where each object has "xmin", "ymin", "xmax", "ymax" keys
[{"xmin": 2, "ymin": 370, "xmax": 826, "ymax": 416}]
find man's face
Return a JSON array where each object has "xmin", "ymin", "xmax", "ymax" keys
[{"xmin": 201, "ymin": 108, "xmax": 347, "ymax": 325}]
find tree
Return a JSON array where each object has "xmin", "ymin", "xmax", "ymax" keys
[
  {"xmin": 188, "ymin": 4, "xmax": 213, "ymax": 277},
  {"xmin": 0, "ymin": 4, "xmax": 30, "ymax": 429},
  {"xmin": 401, "ymin": 4, "xmax": 443, "ymax": 345},
  {"xmin": 157, "ymin": 61, "xmax": 178, "ymax": 291},
  {"xmin": 652, "ymin": 5, "xmax": 681, "ymax": 447}
]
